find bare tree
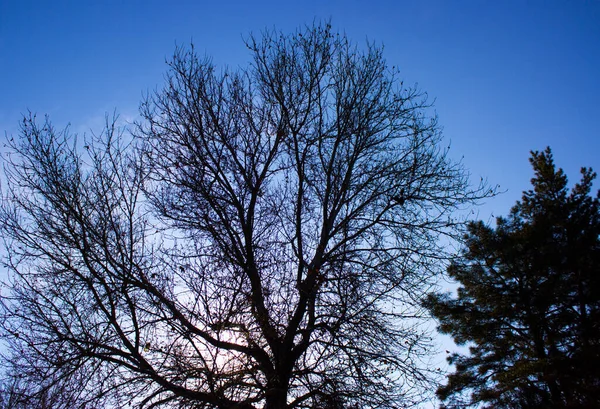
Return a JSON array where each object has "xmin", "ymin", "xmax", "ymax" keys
[{"xmin": 0, "ymin": 24, "xmax": 490, "ymax": 409}]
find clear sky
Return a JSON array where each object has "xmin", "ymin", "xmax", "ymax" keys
[
  {"xmin": 1, "ymin": 0, "xmax": 599, "ymax": 402},
  {"xmin": 2, "ymin": 0, "xmax": 599, "ymax": 216}
]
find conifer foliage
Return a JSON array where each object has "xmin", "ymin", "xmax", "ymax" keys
[{"xmin": 426, "ymin": 148, "xmax": 600, "ymax": 408}]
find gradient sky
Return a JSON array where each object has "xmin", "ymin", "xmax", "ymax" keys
[
  {"xmin": 1, "ymin": 0, "xmax": 599, "ymax": 401},
  {"xmin": 2, "ymin": 0, "xmax": 599, "ymax": 216}
]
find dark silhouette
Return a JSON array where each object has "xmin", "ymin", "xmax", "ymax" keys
[
  {"xmin": 425, "ymin": 148, "xmax": 600, "ymax": 408},
  {"xmin": 0, "ymin": 23, "xmax": 489, "ymax": 408}
]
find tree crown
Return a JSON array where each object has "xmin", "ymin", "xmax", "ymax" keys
[{"xmin": 0, "ymin": 23, "xmax": 490, "ymax": 409}]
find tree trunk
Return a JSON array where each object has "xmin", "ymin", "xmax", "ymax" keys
[{"xmin": 264, "ymin": 387, "xmax": 288, "ymax": 409}]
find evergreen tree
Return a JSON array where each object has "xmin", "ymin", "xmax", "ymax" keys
[{"xmin": 426, "ymin": 148, "xmax": 600, "ymax": 408}]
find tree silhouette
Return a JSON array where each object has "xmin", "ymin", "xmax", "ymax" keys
[
  {"xmin": 426, "ymin": 148, "xmax": 600, "ymax": 408},
  {"xmin": 1, "ymin": 23, "xmax": 489, "ymax": 408}
]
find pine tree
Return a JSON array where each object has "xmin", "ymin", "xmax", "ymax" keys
[{"xmin": 425, "ymin": 148, "xmax": 600, "ymax": 408}]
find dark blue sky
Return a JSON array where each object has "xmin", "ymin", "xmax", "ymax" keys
[{"xmin": 1, "ymin": 0, "xmax": 599, "ymax": 217}]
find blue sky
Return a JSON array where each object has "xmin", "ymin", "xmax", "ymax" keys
[
  {"xmin": 2, "ymin": 0, "xmax": 599, "ymax": 220},
  {"xmin": 1, "ymin": 0, "xmax": 598, "ymax": 403}
]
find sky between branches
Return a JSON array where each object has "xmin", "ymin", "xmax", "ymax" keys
[{"xmin": 0, "ymin": 1, "xmax": 598, "ymax": 405}]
